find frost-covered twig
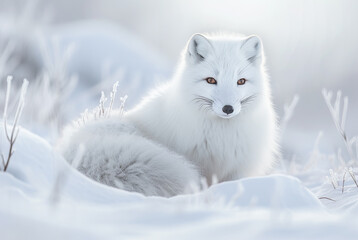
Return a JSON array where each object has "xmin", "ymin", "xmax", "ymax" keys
[
  {"xmin": 342, "ymin": 170, "xmax": 347, "ymax": 193},
  {"xmin": 76, "ymin": 81, "xmax": 126, "ymax": 126},
  {"xmin": 322, "ymin": 89, "xmax": 356, "ymax": 161},
  {"xmin": 106, "ymin": 81, "xmax": 119, "ymax": 117},
  {"xmin": 318, "ymin": 196, "xmax": 336, "ymax": 202},
  {"xmin": 304, "ymin": 131, "xmax": 324, "ymax": 171},
  {"xmin": 328, "ymin": 169, "xmax": 339, "ymax": 189},
  {"xmin": 119, "ymin": 94, "xmax": 128, "ymax": 116},
  {"xmin": 280, "ymin": 94, "xmax": 299, "ymax": 134},
  {"xmin": 348, "ymin": 167, "xmax": 358, "ymax": 188},
  {"xmin": 326, "ymin": 176, "xmax": 336, "ymax": 190},
  {"xmin": 95, "ymin": 82, "xmax": 122, "ymax": 119},
  {"xmin": 1, "ymin": 76, "xmax": 29, "ymax": 172},
  {"xmin": 98, "ymin": 91, "xmax": 107, "ymax": 118}
]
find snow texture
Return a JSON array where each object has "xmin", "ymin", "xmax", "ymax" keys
[{"xmin": 1, "ymin": 127, "xmax": 358, "ymax": 239}]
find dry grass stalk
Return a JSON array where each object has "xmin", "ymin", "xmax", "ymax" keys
[{"xmin": 1, "ymin": 76, "xmax": 28, "ymax": 172}]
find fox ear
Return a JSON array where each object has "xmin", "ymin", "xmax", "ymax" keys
[
  {"xmin": 241, "ymin": 35, "xmax": 262, "ymax": 64},
  {"xmin": 187, "ymin": 34, "xmax": 212, "ymax": 63}
]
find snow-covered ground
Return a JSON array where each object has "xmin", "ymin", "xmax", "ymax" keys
[{"xmin": 1, "ymin": 127, "xmax": 358, "ymax": 240}]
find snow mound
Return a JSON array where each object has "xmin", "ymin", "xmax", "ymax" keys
[
  {"xmin": 180, "ymin": 174, "xmax": 324, "ymax": 209},
  {"xmin": 1, "ymin": 126, "xmax": 322, "ymax": 208},
  {"xmin": 1, "ymin": 126, "xmax": 357, "ymax": 239}
]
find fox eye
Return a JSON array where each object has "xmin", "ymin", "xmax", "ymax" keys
[
  {"xmin": 205, "ymin": 77, "xmax": 217, "ymax": 84},
  {"xmin": 237, "ymin": 78, "xmax": 246, "ymax": 85}
]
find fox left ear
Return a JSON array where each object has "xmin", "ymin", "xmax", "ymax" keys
[
  {"xmin": 241, "ymin": 35, "xmax": 262, "ymax": 64},
  {"xmin": 187, "ymin": 34, "xmax": 213, "ymax": 63}
]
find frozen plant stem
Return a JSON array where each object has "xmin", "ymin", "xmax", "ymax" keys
[
  {"xmin": 106, "ymin": 81, "xmax": 119, "ymax": 117},
  {"xmin": 99, "ymin": 91, "xmax": 107, "ymax": 117},
  {"xmin": 318, "ymin": 196, "xmax": 336, "ymax": 202},
  {"xmin": 119, "ymin": 95, "xmax": 128, "ymax": 116},
  {"xmin": 342, "ymin": 170, "xmax": 347, "ymax": 194},
  {"xmin": 322, "ymin": 89, "xmax": 356, "ymax": 161},
  {"xmin": 280, "ymin": 94, "xmax": 299, "ymax": 134},
  {"xmin": 329, "ymin": 169, "xmax": 338, "ymax": 189},
  {"xmin": 1, "ymin": 76, "xmax": 29, "ymax": 172},
  {"xmin": 348, "ymin": 167, "xmax": 358, "ymax": 188},
  {"xmin": 75, "ymin": 82, "xmax": 126, "ymax": 127}
]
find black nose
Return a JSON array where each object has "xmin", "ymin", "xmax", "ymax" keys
[{"xmin": 222, "ymin": 105, "xmax": 234, "ymax": 114}]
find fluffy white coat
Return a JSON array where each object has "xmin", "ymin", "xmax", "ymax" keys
[{"xmin": 58, "ymin": 33, "xmax": 279, "ymax": 197}]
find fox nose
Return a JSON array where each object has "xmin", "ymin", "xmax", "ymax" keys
[{"xmin": 222, "ymin": 105, "xmax": 234, "ymax": 115}]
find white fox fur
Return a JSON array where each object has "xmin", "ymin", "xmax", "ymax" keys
[{"xmin": 58, "ymin": 33, "xmax": 279, "ymax": 197}]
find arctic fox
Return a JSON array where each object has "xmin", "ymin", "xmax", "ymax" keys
[{"xmin": 58, "ymin": 33, "xmax": 279, "ymax": 197}]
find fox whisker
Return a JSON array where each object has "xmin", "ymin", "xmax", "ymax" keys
[
  {"xmin": 192, "ymin": 95, "xmax": 213, "ymax": 112},
  {"xmin": 240, "ymin": 94, "xmax": 257, "ymax": 112},
  {"xmin": 241, "ymin": 94, "xmax": 257, "ymax": 105}
]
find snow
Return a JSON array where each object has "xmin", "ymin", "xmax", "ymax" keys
[{"xmin": 1, "ymin": 126, "xmax": 358, "ymax": 239}]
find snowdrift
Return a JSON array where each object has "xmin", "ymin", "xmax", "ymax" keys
[{"xmin": 1, "ymin": 127, "xmax": 357, "ymax": 239}]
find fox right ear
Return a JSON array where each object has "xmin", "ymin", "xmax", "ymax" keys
[
  {"xmin": 241, "ymin": 35, "xmax": 262, "ymax": 64},
  {"xmin": 187, "ymin": 34, "xmax": 212, "ymax": 63}
]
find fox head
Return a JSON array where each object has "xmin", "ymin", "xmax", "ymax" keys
[{"xmin": 178, "ymin": 33, "xmax": 268, "ymax": 119}]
